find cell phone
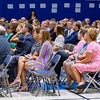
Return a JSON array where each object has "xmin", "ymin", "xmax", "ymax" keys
[{"xmin": 24, "ymin": 55, "xmax": 30, "ymax": 59}]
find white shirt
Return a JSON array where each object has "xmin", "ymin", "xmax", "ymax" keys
[{"xmin": 54, "ymin": 34, "xmax": 64, "ymax": 48}]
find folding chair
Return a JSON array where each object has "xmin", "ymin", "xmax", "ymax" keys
[
  {"xmin": 64, "ymin": 43, "xmax": 75, "ymax": 52},
  {"xmin": 28, "ymin": 54, "xmax": 61, "ymax": 96},
  {"xmin": 0, "ymin": 55, "xmax": 13, "ymax": 97},
  {"xmin": 83, "ymin": 68, "xmax": 100, "ymax": 93}
]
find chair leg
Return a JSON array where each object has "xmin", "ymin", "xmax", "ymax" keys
[
  {"xmin": 30, "ymin": 77, "xmax": 38, "ymax": 93},
  {"xmin": 1, "ymin": 74, "xmax": 12, "ymax": 97},
  {"xmin": 51, "ymin": 82, "xmax": 55, "ymax": 93},
  {"xmin": 35, "ymin": 78, "xmax": 42, "ymax": 96},
  {"xmin": 5, "ymin": 74, "xmax": 12, "ymax": 97},
  {"xmin": 55, "ymin": 80, "xmax": 60, "ymax": 96},
  {"xmin": 83, "ymin": 72, "xmax": 99, "ymax": 93}
]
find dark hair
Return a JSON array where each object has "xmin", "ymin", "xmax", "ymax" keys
[
  {"xmin": 25, "ymin": 23, "xmax": 33, "ymax": 33},
  {"xmin": 75, "ymin": 22, "xmax": 81, "ymax": 29},
  {"xmin": 28, "ymin": 10, "xmax": 38, "ymax": 24},
  {"xmin": 55, "ymin": 25, "xmax": 64, "ymax": 36},
  {"xmin": 79, "ymin": 28, "xmax": 87, "ymax": 36},
  {"xmin": 32, "ymin": 27, "xmax": 41, "ymax": 34}
]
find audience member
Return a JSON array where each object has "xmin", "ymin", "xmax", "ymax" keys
[
  {"xmin": 49, "ymin": 20, "xmax": 57, "ymax": 41},
  {"xmin": 53, "ymin": 25, "xmax": 64, "ymax": 54},
  {"xmin": 68, "ymin": 28, "xmax": 100, "ymax": 93},
  {"xmin": 0, "ymin": 25, "xmax": 11, "ymax": 64},
  {"xmin": 28, "ymin": 10, "xmax": 38, "ymax": 24},
  {"xmin": 16, "ymin": 27, "xmax": 42, "ymax": 79},
  {"xmin": 96, "ymin": 21, "xmax": 100, "ymax": 44},
  {"xmin": 41, "ymin": 20, "xmax": 50, "ymax": 31},
  {"xmin": 10, "ymin": 29, "xmax": 53, "ymax": 92},
  {"xmin": 64, "ymin": 21, "xmax": 74, "ymax": 37},
  {"xmin": 64, "ymin": 21, "xmax": 80, "ymax": 45},
  {"xmin": 56, "ymin": 28, "xmax": 86, "ymax": 80},
  {"xmin": 7, "ymin": 23, "xmax": 35, "ymax": 82}
]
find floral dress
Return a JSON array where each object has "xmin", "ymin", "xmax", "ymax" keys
[{"xmin": 28, "ymin": 40, "xmax": 53, "ymax": 70}]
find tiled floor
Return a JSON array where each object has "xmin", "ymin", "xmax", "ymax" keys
[
  {"xmin": 0, "ymin": 70, "xmax": 100, "ymax": 99},
  {"xmin": 0, "ymin": 89, "xmax": 100, "ymax": 100}
]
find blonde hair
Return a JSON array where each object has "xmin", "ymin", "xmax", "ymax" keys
[
  {"xmin": 40, "ymin": 29, "xmax": 51, "ymax": 44},
  {"xmin": 87, "ymin": 28, "xmax": 98, "ymax": 41}
]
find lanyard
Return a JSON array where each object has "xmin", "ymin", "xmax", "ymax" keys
[{"xmin": 78, "ymin": 43, "xmax": 89, "ymax": 56}]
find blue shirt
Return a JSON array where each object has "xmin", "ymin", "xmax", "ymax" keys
[
  {"xmin": 64, "ymin": 31, "xmax": 79, "ymax": 45},
  {"xmin": 0, "ymin": 35, "xmax": 11, "ymax": 64},
  {"xmin": 30, "ymin": 42, "xmax": 41, "ymax": 55},
  {"xmin": 15, "ymin": 33, "xmax": 35, "ymax": 56}
]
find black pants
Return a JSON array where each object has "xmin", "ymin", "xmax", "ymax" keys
[{"xmin": 55, "ymin": 51, "xmax": 69, "ymax": 79}]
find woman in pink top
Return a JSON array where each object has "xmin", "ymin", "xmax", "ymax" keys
[
  {"xmin": 63, "ymin": 29, "xmax": 86, "ymax": 87},
  {"xmin": 55, "ymin": 29, "xmax": 86, "ymax": 79},
  {"xmin": 71, "ymin": 28, "xmax": 100, "ymax": 93}
]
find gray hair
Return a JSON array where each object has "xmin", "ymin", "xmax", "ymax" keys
[{"xmin": 0, "ymin": 25, "xmax": 6, "ymax": 35}]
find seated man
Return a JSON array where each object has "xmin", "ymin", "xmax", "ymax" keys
[
  {"xmin": 64, "ymin": 21, "xmax": 81, "ymax": 45},
  {"xmin": 6, "ymin": 23, "xmax": 35, "ymax": 82},
  {"xmin": 0, "ymin": 25, "xmax": 11, "ymax": 64}
]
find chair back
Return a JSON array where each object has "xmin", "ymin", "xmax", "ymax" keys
[
  {"xmin": 0, "ymin": 55, "xmax": 13, "ymax": 72},
  {"xmin": 64, "ymin": 43, "xmax": 75, "ymax": 52},
  {"xmin": 46, "ymin": 54, "xmax": 61, "ymax": 71}
]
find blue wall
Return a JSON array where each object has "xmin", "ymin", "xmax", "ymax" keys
[{"xmin": 0, "ymin": 0, "xmax": 100, "ymax": 22}]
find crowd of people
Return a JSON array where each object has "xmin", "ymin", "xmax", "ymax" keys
[{"xmin": 0, "ymin": 11, "xmax": 100, "ymax": 93}]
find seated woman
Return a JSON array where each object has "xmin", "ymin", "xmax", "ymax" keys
[
  {"xmin": 18, "ymin": 27, "xmax": 42, "ymax": 66},
  {"xmin": 55, "ymin": 29, "xmax": 86, "ymax": 80},
  {"xmin": 63, "ymin": 28, "xmax": 87, "ymax": 88},
  {"xmin": 10, "ymin": 28, "xmax": 53, "ymax": 92},
  {"xmin": 53, "ymin": 24, "xmax": 65, "ymax": 54},
  {"xmin": 67, "ymin": 28, "xmax": 100, "ymax": 93}
]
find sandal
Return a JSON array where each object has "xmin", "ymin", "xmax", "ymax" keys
[
  {"xmin": 18, "ymin": 83, "xmax": 28, "ymax": 92},
  {"xmin": 10, "ymin": 77, "xmax": 21, "ymax": 87},
  {"xmin": 77, "ymin": 82, "xmax": 89, "ymax": 89}
]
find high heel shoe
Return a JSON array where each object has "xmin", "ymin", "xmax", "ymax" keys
[
  {"xmin": 10, "ymin": 77, "xmax": 21, "ymax": 87},
  {"xmin": 18, "ymin": 83, "xmax": 28, "ymax": 92}
]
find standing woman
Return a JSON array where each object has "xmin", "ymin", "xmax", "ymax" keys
[{"xmin": 28, "ymin": 10, "xmax": 38, "ymax": 24}]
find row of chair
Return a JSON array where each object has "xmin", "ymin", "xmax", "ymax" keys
[{"xmin": 0, "ymin": 43, "xmax": 100, "ymax": 97}]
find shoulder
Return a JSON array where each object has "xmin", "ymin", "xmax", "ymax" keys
[
  {"xmin": 43, "ymin": 40, "xmax": 51, "ymax": 45},
  {"xmin": 87, "ymin": 41, "xmax": 100, "ymax": 50},
  {"xmin": 56, "ymin": 35, "xmax": 64, "ymax": 40},
  {"xmin": 57, "ymin": 35, "xmax": 64, "ymax": 38},
  {"xmin": 37, "ymin": 42, "xmax": 42, "ymax": 46},
  {"xmin": 26, "ymin": 33, "xmax": 33, "ymax": 38},
  {"xmin": 88, "ymin": 41, "xmax": 97, "ymax": 46},
  {"xmin": 78, "ymin": 40, "xmax": 86, "ymax": 45}
]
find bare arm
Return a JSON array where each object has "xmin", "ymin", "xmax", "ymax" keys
[
  {"xmin": 29, "ymin": 52, "xmax": 39, "ymax": 60},
  {"xmin": 53, "ymin": 45, "xmax": 61, "ymax": 51},
  {"xmin": 76, "ymin": 52, "xmax": 92, "ymax": 63},
  {"xmin": 10, "ymin": 33, "xmax": 20, "ymax": 43}
]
